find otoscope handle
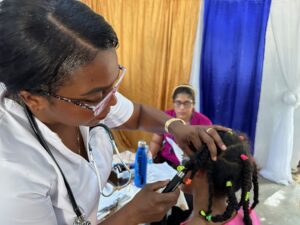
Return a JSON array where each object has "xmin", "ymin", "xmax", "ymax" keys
[{"xmin": 162, "ymin": 171, "xmax": 186, "ymax": 193}]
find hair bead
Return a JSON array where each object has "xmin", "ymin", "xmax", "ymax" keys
[
  {"xmin": 200, "ymin": 210, "xmax": 206, "ymax": 217},
  {"xmin": 184, "ymin": 178, "xmax": 192, "ymax": 186},
  {"xmin": 240, "ymin": 154, "xmax": 249, "ymax": 161},
  {"xmin": 206, "ymin": 215, "xmax": 212, "ymax": 221},
  {"xmin": 227, "ymin": 130, "xmax": 233, "ymax": 135},
  {"xmin": 226, "ymin": 181, "xmax": 233, "ymax": 187},
  {"xmin": 177, "ymin": 165, "xmax": 185, "ymax": 172},
  {"xmin": 245, "ymin": 192, "xmax": 250, "ymax": 201}
]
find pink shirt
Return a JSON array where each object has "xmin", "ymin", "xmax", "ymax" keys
[
  {"xmin": 160, "ymin": 109, "xmax": 212, "ymax": 166},
  {"xmin": 180, "ymin": 209, "xmax": 260, "ymax": 225}
]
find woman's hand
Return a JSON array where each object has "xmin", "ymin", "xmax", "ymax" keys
[
  {"xmin": 125, "ymin": 180, "xmax": 180, "ymax": 224},
  {"xmin": 168, "ymin": 123, "xmax": 231, "ymax": 160}
]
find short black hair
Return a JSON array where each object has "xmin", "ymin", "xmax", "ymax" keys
[{"xmin": 0, "ymin": 0, "xmax": 118, "ymax": 95}]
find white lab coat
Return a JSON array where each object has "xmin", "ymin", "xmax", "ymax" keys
[{"xmin": 0, "ymin": 85, "xmax": 134, "ymax": 225}]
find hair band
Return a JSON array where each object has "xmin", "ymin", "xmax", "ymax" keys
[
  {"xmin": 171, "ymin": 84, "xmax": 195, "ymax": 97},
  {"xmin": 245, "ymin": 192, "xmax": 250, "ymax": 201},
  {"xmin": 239, "ymin": 135, "xmax": 245, "ymax": 141},
  {"xmin": 184, "ymin": 178, "xmax": 192, "ymax": 186},
  {"xmin": 200, "ymin": 210, "xmax": 206, "ymax": 217},
  {"xmin": 240, "ymin": 154, "xmax": 248, "ymax": 161},
  {"xmin": 226, "ymin": 181, "xmax": 233, "ymax": 187},
  {"xmin": 177, "ymin": 165, "xmax": 185, "ymax": 172},
  {"xmin": 227, "ymin": 130, "xmax": 233, "ymax": 135},
  {"xmin": 206, "ymin": 215, "xmax": 212, "ymax": 221}
]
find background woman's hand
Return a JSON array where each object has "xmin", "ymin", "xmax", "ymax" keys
[
  {"xmin": 126, "ymin": 180, "xmax": 180, "ymax": 224},
  {"xmin": 168, "ymin": 123, "xmax": 231, "ymax": 160}
]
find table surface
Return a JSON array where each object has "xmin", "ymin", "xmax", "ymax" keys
[{"xmin": 97, "ymin": 151, "xmax": 188, "ymax": 222}]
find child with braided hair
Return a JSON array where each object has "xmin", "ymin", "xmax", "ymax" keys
[{"xmin": 180, "ymin": 130, "xmax": 260, "ymax": 225}]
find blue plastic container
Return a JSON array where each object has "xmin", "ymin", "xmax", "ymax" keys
[{"xmin": 134, "ymin": 141, "xmax": 147, "ymax": 188}]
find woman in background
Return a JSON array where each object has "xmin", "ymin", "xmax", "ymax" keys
[{"xmin": 150, "ymin": 84, "xmax": 212, "ymax": 167}]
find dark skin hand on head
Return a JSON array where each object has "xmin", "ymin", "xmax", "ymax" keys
[
  {"xmin": 19, "ymin": 48, "xmax": 229, "ymax": 225},
  {"xmin": 0, "ymin": 0, "xmax": 230, "ymax": 224}
]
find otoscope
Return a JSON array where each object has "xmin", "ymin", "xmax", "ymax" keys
[
  {"xmin": 161, "ymin": 161, "xmax": 193, "ymax": 193},
  {"xmin": 161, "ymin": 140, "xmax": 201, "ymax": 193},
  {"xmin": 161, "ymin": 168, "xmax": 188, "ymax": 193}
]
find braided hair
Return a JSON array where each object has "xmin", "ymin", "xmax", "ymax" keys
[{"xmin": 186, "ymin": 130, "xmax": 259, "ymax": 225}]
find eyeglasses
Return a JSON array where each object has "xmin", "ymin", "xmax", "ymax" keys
[
  {"xmin": 44, "ymin": 65, "xmax": 126, "ymax": 116},
  {"xmin": 173, "ymin": 100, "xmax": 194, "ymax": 108}
]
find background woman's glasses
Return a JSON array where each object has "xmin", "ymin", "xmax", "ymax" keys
[{"xmin": 173, "ymin": 100, "xmax": 194, "ymax": 108}]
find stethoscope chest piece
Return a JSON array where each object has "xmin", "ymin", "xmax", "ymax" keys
[{"xmin": 73, "ymin": 216, "xmax": 91, "ymax": 225}]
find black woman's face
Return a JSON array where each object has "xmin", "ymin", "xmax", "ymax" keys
[{"xmin": 44, "ymin": 48, "xmax": 120, "ymax": 127}]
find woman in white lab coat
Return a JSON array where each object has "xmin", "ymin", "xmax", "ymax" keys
[{"xmin": 0, "ymin": 0, "xmax": 228, "ymax": 224}]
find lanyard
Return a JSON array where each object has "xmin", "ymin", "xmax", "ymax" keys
[{"xmin": 24, "ymin": 106, "xmax": 91, "ymax": 225}]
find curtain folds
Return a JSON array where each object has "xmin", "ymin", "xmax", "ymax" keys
[
  {"xmin": 255, "ymin": 0, "xmax": 300, "ymax": 185},
  {"xmin": 81, "ymin": 0, "xmax": 200, "ymax": 150},
  {"xmin": 200, "ymin": 0, "xmax": 271, "ymax": 149}
]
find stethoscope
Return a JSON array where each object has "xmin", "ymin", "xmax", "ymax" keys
[
  {"xmin": 88, "ymin": 123, "xmax": 133, "ymax": 197},
  {"xmin": 24, "ymin": 105, "xmax": 133, "ymax": 225}
]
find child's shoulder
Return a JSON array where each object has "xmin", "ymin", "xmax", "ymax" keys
[{"xmin": 224, "ymin": 209, "xmax": 261, "ymax": 225}]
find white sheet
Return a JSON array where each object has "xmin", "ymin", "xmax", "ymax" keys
[{"xmin": 254, "ymin": 0, "xmax": 300, "ymax": 185}]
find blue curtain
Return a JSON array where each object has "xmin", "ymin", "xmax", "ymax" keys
[{"xmin": 200, "ymin": 0, "xmax": 271, "ymax": 151}]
